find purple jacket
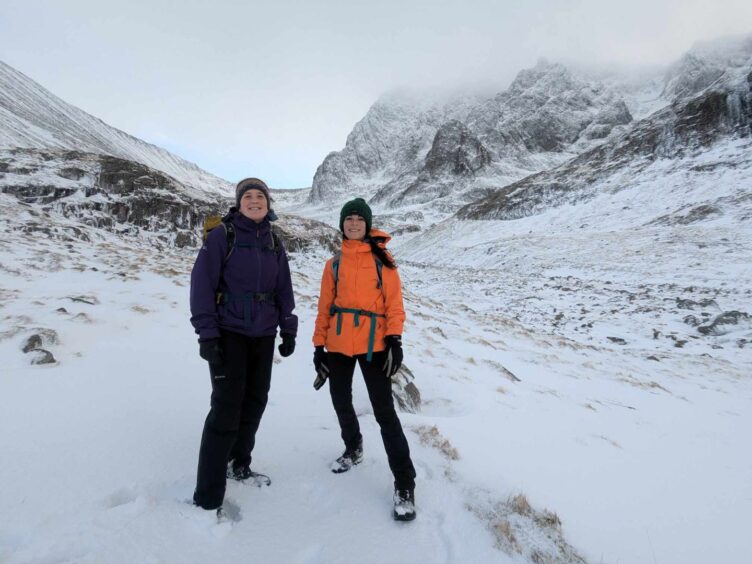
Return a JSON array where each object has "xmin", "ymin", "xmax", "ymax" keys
[{"xmin": 190, "ymin": 212, "xmax": 298, "ymax": 340}]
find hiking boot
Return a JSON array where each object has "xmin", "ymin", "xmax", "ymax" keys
[
  {"xmin": 393, "ymin": 488, "xmax": 416, "ymax": 521},
  {"xmin": 330, "ymin": 442, "xmax": 363, "ymax": 473},
  {"xmin": 227, "ymin": 463, "xmax": 253, "ymax": 481},
  {"xmin": 227, "ymin": 463, "xmax": 271, "ymax": 486}
]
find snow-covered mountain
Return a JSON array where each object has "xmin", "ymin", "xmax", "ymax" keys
[
  {"xmin": 0, "ymin": 60, "xmax": 237, "ymax": 248},
  {"xmin": 309, "ymin": 89, "xmax": 482, "ymax": 205},
  {"xmin": 456, "ymin": 61, "xmax": 752, "ymax": 222},
  {"xmin": 307, "ymin": 34, "xmax": 752, "ymax": 239},
  {"xmin": 309, "ymin": 61, "xmax": 635, "ymax": 215},
  {"xmin": 0, "ymin": 60, "xmax": 231, "ymax": 198}
]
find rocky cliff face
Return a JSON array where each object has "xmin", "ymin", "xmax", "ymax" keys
[
  {"xmin": 309, "ymin": 90, "xmax": 479, "ymax": 205},
  {"xmin": 466, "ymin": 61, "xmax": 632, "ymax": 156},
  {"xmin": 457, "ymin": 60, "xmax": 752, "ymax": 222},
  {"xmin": 0, "ymin": 148, "xmax": 219, "ymax": 248},
  {"xmin": 662, "ymin": 34, "xmax": 752, "ymax": 100},
  {"xmin": 0, "ymin": 147, "xmax": 340, "ymax": 253},
  {"xmin": 310, "ymin": 60, "xmax": 633, "ymax": 216}
]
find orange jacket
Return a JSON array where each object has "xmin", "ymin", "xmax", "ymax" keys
[{"xmin": 313, "ymin": 229, "xmax": 405, "ymax": 357}]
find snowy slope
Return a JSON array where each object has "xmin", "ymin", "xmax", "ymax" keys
[
  {"xmin": 0, "ymin": 196, "xmax": 585, "ymax": 564},
  {"xmin": 0, "ymin": 60, "xmax": 232, "ymax": 198}
]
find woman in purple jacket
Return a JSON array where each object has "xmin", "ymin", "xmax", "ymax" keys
[{"xmin": 190, "ymin": 177, "xmax": 298, "ymax": 513}]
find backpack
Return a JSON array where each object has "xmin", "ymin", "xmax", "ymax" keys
[{"xmin": 202, "ymin": 213, "xmax": 282, "ymax": 264}]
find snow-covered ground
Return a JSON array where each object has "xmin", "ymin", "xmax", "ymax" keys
[
  {"xmin": 2, "ymin": 179, "xmax": 751, "ymax": 563},
  {"xmin": 0, "ymin": 200, "xmax": 563, "ymax": 564}
]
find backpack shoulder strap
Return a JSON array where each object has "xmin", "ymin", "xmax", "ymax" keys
[
  {"xmin": 331, "ymin": 251, "xmax": 342, "ymax": 298},
  {"xmin": 373, "ymin": 254, "xmax": 383, "ymax": 290},
  {"xmin": 270, "ymin": 226, "xmax": 283, "ymax": 255},
  {"xmin": 222, "ymin": 220, "xmax": 236, "ymax": 263}
]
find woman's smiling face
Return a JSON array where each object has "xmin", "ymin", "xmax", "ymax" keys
[
  {"xmin": 343, "ymin": 215, "xmax": 367, "ymax": 240},
  {"xmin": 239, "ymin": 189, "xmax": 269, "ymax": 222}
]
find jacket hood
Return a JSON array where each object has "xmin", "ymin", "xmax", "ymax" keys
[
  {"xmin": 226, "ymin": 209, "xmax": 275, "ymax": 233},
  {"xmin": 368, "ymin": 229, "xmax": 392, "ymax": 246},
  {"xmin": 342, "ymin": 228, "xmax": 392, "ymax": 253}
]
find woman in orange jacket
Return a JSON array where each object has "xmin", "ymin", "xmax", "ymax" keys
[{"xmin": 313, "ymin": 197, "xmax": 417, "ymax": 521}]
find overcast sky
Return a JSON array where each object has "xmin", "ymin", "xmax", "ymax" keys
[{"xmin": 1, "ymin": 0, "xmax": 751, "ymax": 188}]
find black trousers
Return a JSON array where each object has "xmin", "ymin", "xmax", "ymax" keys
[
  {"xmin": 193, "ymin": 331, "xmax": 275, "ymax": 510},
  {"xmin": 328, "ymin": 351, "xmax": 416, "ymax": 491}
]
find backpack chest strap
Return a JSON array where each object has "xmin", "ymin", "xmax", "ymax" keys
[
  {"xmin": 218, "ymin": 291, "xmax": 277, "ymax": 329},
  {"xmin": 329, "ymin": 306, "xmax": 385, "ymax": 362}
]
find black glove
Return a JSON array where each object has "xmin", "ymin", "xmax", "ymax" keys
[
  {"xmin": 382, "ymin": 335, "xmax": 403, "ymax": 378},
  {"xmin": 199, "ymin": 338, "xmax": 223, "ymax": 365},
  {"xmin": 313, "ymin": 346, "xmax": 330, "ymax": 390},
  {"xmin": 278, "ymin": 333, "xmax": 296, "ymax": 357}
]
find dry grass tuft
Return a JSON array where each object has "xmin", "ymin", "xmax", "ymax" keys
[
  {"xmin": 510, "ymin": 493, "xmax": 532, "ymax": 516},
  {"xmin": 467, "ymin": 490, "xmax": 585, "ymax": 563},
  {"xmin": 493, "ymin": 520, "xmax": 520, "ymax": 552},
  {"xmin": 415, "ymin": 425, "xmax": 460, "ymax": 460}
]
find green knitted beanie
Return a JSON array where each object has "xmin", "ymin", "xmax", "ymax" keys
[{"xmin": 339, "ymin": 198, "xmax": 372, "ymax": 234}]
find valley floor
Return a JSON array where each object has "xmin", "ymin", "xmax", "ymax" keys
[{"xmin": 1, "ymin": 200, "xmax": 750, "ymax": 563}]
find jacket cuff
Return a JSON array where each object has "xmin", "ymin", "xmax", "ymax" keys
[{"xmin": 199, "ymin": 328, "xmax": 221, "ymax": 340}]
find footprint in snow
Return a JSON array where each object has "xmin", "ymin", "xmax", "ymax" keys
[{"xmin": 104, "ymin": 487, "xmax": 138, "ymax": 509}]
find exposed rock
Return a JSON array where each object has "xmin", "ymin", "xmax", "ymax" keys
[
  {"xmin": 676, "ymin": 298, "xmax": 719, "ymax": 310},
  {"xmin": 683, "ymin": 315, "xmax": 702, "ymax": 327},
  {"xmin": 651, "ymin": 204, "xmax": 724, "ymax": 226},
  {"xmin": 385, "ymin": 120, "xmax": 492, "ymax": 207},
  {"xmin": 273, "ymin": 214, "xmax": 341, "ymax": 255},
  {"xmin": 392, "ymin": 365, "xmax": 421, "ymax": 413},
  {"xmin": 423, "ymin": 120, "xmax": 491, "ymax": 177},
  {"xmin": 67, "ymin": 295, "xmax": 99, "ymax": 305},
  {"xmin": 22, "ymin": 334, "xmax": 42, "ymax": 353},
  {"xmin": 57, "ymin": 167, "xmax": 87, "ymax": 181},
  {"xmin": 698, "ymin": 311, "xmax": 751, "ymax": 336},
  {"xmin": 30, "ymin": 349, "xmax": 56, "ymax": 365}
]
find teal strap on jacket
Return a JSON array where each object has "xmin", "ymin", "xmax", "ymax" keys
[
  {"xmin": 221, "ymin": 291, "xmax": 276, "ymax": 329},
  {"xmin": 329, "ymin": 305, "xmax": 385, "ymax": 362}
]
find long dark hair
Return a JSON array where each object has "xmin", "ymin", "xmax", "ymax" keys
[{"xmin": 367, "ymin": 236, "xmax": 396, "ymax": 269}]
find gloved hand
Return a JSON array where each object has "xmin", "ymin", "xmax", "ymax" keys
[
  {"xmin": 278, "ymin": 333, "xmax": 296, "ymax": 357},
  {"xmin": 199, "ymin": 338, "xmax": 223, "ymax": 365},
  {"xmin": 313, "ymin": 346, "xmax": 330, "ymax": 390},
  {"xmin": 382, "ymin": 335, "xmax": 403, "ymax": 378}
]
